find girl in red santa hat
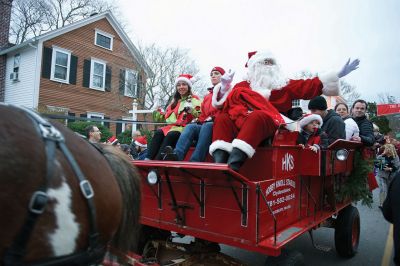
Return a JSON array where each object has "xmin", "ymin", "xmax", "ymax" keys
[
  {"xmin": 210, "ymin": 50, "xmax": 360, "ymax": 171},
  {"xmin": 146, "ymin": 74, "xmax": 202, "ymax": 160},
  {"xmin": 296, "ymin": 114, "xmax": 329, "ymax": 153}
]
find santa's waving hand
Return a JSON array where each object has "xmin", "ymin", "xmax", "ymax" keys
[{"xmin": 210, "ymin": 50, "xmax": 360, "ymax": 171}]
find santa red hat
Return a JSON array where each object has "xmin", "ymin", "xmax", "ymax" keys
[
  {"xmin": 134, "ymin": 136, "xmax": 147, "ymax": 148},
  {"xmin": 107, "ymin": 136, "xmax": 118, "ymax": 145},
  {"xmin": 174, "ymin": 74, "xmax": 193, "ymax": 88},
  {"xmin": 245, "ymin": 50, "xmax": 276, "ymax": 68},
  {"xmin": 299, "ymin": 114, "xmax": 323, "ymax": 129},
  {"xmin": 211, "ymin": 66, "xmax": 225, "ymax": 75}
]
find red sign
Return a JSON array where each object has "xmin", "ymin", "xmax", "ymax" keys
[{"xmin": 377, "ymin": 103, "xmax": 400, "ymax": 116}]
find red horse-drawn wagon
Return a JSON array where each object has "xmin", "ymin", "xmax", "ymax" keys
[{"xmin": 132, "ymin": 130, "xmax": 363, "ymax": 265}]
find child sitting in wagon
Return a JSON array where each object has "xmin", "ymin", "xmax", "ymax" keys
[{"xmin": 297, "ymin": 114, "xmax": 329, "ymax": 153}]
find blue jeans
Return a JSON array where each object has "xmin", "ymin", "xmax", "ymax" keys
[{"xmin": 175, "ymin": 122, "xmax": 213, "ymax": 162}]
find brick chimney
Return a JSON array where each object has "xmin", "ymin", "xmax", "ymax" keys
[{"xmin": 0, "ymin": 0, "xmax": 13, "ymax": 102}]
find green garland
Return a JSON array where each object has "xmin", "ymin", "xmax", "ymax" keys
[{"xmin": 337, "ymin": 150, "xmax": 374, "ymax": 207}]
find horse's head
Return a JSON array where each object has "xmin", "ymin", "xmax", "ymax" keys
[{"xmin": 0, "ymin": 104, "xmax": 141, "ymax": 265}]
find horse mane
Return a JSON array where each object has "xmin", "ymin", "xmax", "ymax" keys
[{"xmin": 99, "ymin": 145, "xmax": 141, "ymax": 253}]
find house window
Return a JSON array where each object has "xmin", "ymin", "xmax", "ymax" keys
[
  {"xmin": 13, "ymin": 54, "xmax": 20, "ymax": 77},
  {"xmin": 90, "ymin": 59, "xmax": 106, "ymax": 90},
  {"xmin": 292, "ymin": 99, "xmax": 300, "ymax": 107},
  {"xmin": 125, "ymin": 69, "xmax": 138, "ymax": 97},
  {"xmin": 51, "ymin": 47, "xmax": 71, "ymax": 83},
  {"xmin": 87, "ymin": 112, "xmax": 104, "ymax": 125},
  {"xmin": 95, "ymin": 29, "xmax": 113, "ymax": 50}
]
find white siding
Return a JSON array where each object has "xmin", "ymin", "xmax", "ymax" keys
[{"xmin": 4, "ymin": 46, "xmax": 38, "ymax": 108}]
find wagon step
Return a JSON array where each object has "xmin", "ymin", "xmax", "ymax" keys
[{"xmin": 308, "ymin": 230, "xmax": 332, "ymax": 252}]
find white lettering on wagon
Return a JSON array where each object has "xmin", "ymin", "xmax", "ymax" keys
[
  {"xmin": 265, "ymin": 178, "xmax": 297, "ymax": 214},
  {"xmin": 282, "ymin": 153, "xmax": 294, "ymax": 171}
]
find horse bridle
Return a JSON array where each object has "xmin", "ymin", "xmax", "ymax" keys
[{"xmin": 2, "ymin": 104, "xmax": 105, "ymax": 266}]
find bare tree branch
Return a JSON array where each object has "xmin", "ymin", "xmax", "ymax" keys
[
  {"xmin": 9, "ymin": 0, "xmax": 116, "ymax": 44},
  {"xmin": 137, "ymin": 43, "xmax": 205, "ymax": 110}
]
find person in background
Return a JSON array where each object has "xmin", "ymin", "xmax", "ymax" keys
[
  {"xmin": 296, "ymin": 114, "xmax": 328, "ymax": 153},
  {"xmin": 85, "ymin": 125, "xmax": 101, "ymax": 143},
  {"xmin": 146, "ymin": 74, "xmax": 202, "ymax": 160},
  {"xmin": 334, "ymin": 102, "xmax": 360, "ymax": 140},
  {"xmin": 382, "ymin": 171, "xmax": 400, "ymax": 266},
  {"xmin": 167, "ymin": 66, "xmax": 226, "ymax": 162},
  {"xmin": 351, "ymin": 99, "xmax": 375, "ymax": 146},
  {"xmin": 107, "ymin": 136, "xmax": 119, "ymax": 146},
  {"xmin": 134, "ymin": 136, "xmax": 148, "ymax": 160},
  {"xmin": 308, "ymin": 96, "xmax": 346, "ymax": 144},
  {"xmin": 120, "ymin": 144, "xmax": 133, "ymax": 159},
  {"xmin": 130, "ymin": 130, "xmax": 142, "ymax": 159},
  {"xmin": 376, "ymin": 143, "xmax": 400, "ymax": 208}
]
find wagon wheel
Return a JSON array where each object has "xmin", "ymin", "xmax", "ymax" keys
[
  {"xmin": 265, "ymin": 249, "xmax": 305, "ymax": 266},
  {"xmin": 334, "ymin": 205, "xmax": 360, "ymax": 258}
]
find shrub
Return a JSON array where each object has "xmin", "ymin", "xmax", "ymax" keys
[{"xmin": 67, "ymin": 121, "xmax": 112, "ymax": 142}]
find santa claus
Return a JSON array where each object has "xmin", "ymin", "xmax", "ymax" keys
[{"xmin": 209, "ymin": 50, "xmax": 359, "ymax": 171}]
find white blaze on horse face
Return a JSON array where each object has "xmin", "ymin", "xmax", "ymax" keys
[{"xmin": 47, "ymin": 181, "xmax": 80, "ymax": 256}]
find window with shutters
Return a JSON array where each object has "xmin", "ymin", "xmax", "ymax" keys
[
  {"xmin": 124, "ymin": 69, "xmax": 138, "ymax": 97},
  {"xmin": 95, "ymin": 29, "xmax": 113, "ymax": 50},
  {"xmin": 90, "ymin": 59, "xmax": 106, "ymax": 90},
  {"xmin": 50, "ymin": 47, "xmax": 71, "ymax": 83},
  {"xmin": 87, "ymin": 112, "xmax": 104, "ymax": 125}
]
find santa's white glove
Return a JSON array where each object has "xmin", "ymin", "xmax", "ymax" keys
[
  {"xmin": 338, "ymin": 58, "xmax": 360, "ymax": 78},
  {"xmin": 220, "ymin": 69, "xmax": 235, "ymax": 94}
]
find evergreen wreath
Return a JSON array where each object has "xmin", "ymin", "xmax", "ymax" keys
[{"xmin": 337, "ymin": 150, "xmax": 374, "ymax": 207}]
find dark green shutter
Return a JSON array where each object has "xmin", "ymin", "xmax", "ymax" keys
[
  {"xmin": 69, "ymin": 55, "xmax": 78, "ymax": 84},
  {"xmin": 116, "ymin": 119, "xmax": 122, "ymax": 135},
  {"xmin": 42, "ymin": 47, "xmax": 52, "ymax": 79},
  {"xmin": 82, "ymin": 59, "xmax": 91, "ymax": 87},
  {"xmin": 119, "ymin": 69, "xmax": 125, "ymax": 95},
  {"xmin": 105, "ymin": 65, "xmax": 112, "ymax": 92},
  {"xmin": 67, "ymin": 112, "xmax": 75, "ymax": 124},
  {"xmin": 137, "ymin": 74, "xmax": 142, "ymax": 98},
  {"xmin": 104, "ymin": 116, "xmax": 110, "ymax": 129}
]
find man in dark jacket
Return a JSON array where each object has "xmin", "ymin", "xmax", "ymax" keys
[
  {"xmin": 308, "ymin": 96, "xmax": 345, "ymax": 144},
  {"xmin": 350, "ymin": 99, "xmax": 375, "ymax": 146},
  {"xmin": 382, "ymin": 171, "xmax": 400, "ymax": 265}
]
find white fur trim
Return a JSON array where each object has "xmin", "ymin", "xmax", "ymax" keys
[
  {"xmin": 319, "ymin": 71, "xmax": 339, "ymax": 96},
  {"xmin": 299, "ymin": 114, "xmax": 323, "ymax": 129},
  {"xmin": 134, "ymin": 140, "xmax": 147, "ymax": 148},
  {"xmin": 280, "ymin": 114, "xmax": 297, "ymax": 131},
  {"xmin": 209, "ymin": 140, "xmax": 233, "ymax": 155},
  {"xmin": 212, "ymin": 83, "xmax": 232, "ymax": 109},
  {"xmin": 247, "ymin": 50, "xmax": 276, "ymax": 68},
  {"xmin": 232, "ymin": 139, "xmax": 256, "ymax": 158},
  {"xmin": 253, "ymin": 87, "xmax": 271, "ymax": 99},
  {"xmin": 175, "ymin": 77, "xmax": 192, "ymax": 88}
]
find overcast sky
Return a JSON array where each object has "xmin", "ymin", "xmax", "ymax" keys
[{"xmin": 117, "ymin": 0, "xmax": 400, "ymax": 103}]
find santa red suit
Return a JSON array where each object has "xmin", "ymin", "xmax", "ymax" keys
[{"xmin": 209, "ymin": 51, "xmax": 341, "ymax": 170}]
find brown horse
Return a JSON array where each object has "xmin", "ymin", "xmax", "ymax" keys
[{"xmin": 0, "ymin": 104, "xmax": 141, "ymax": 265}]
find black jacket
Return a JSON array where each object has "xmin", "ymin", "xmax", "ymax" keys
[
  {"xmin": 382, "ymin": 171, "xmax": 400, "ymax": 265},
  {"xmin": 321, "ymin": 110, "xmax": 346, "ymax": 145},
  {"xmin": 353, "ymin": 115, "xmax": 375, "ymax": 146}
]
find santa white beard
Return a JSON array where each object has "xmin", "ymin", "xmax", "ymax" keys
[{"xmin": 247, "ymin": 64, "xmax": 288, "ymax": 99}]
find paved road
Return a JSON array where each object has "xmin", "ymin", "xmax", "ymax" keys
[{"xmin": 221, "ymin": 188, "xmax": 396, "ymax": 266}]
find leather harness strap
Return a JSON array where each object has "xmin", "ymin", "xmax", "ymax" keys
[{"xmin": 2, "ymin": 104, "xmax": 102, "ymax": 266}]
